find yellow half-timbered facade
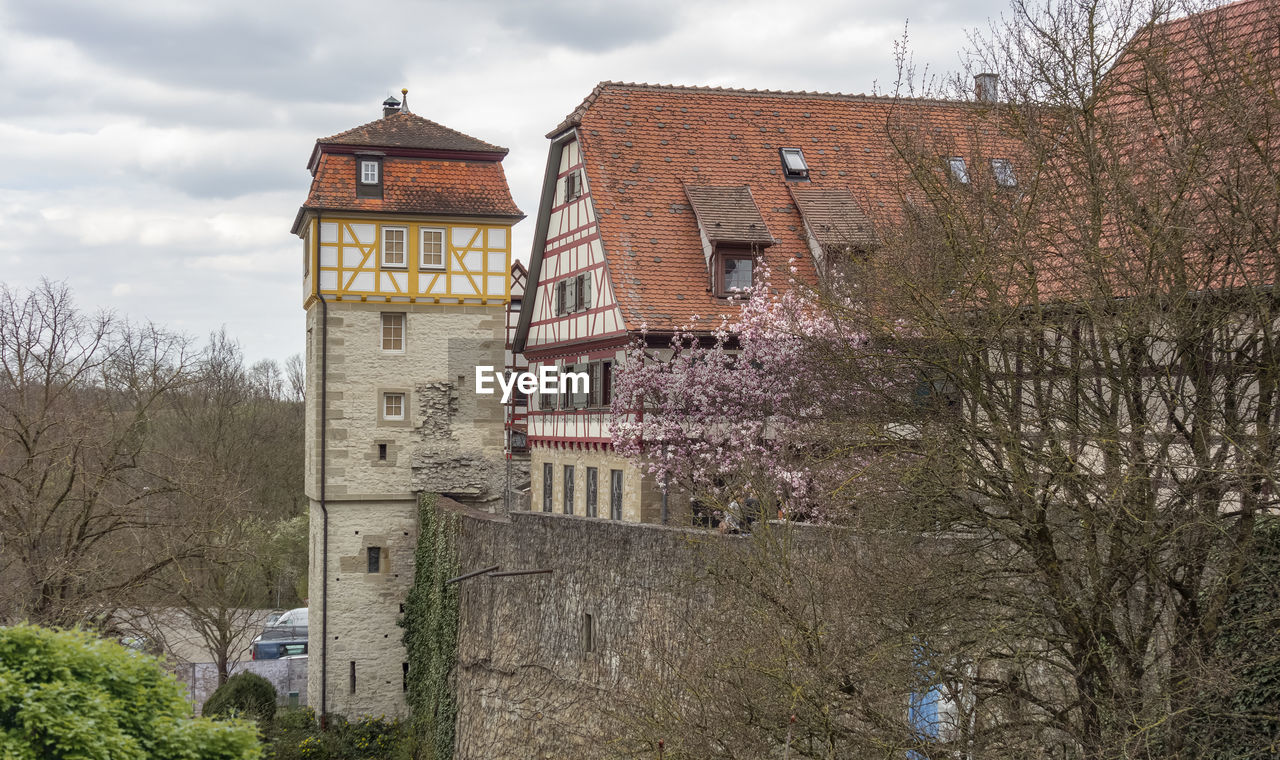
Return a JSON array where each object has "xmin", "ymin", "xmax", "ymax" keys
[{"xmin": 301, "ymin": 216, "xmax": 512, "ymax": 304}]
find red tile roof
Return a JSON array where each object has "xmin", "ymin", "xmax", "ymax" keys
[
  {"xmin": 298, "ymin": 153, "xmax": 523, "ymax": 225},
  {"xmin": 561, "ymin": 83, "xmax": 1017, "ymax": 328},
  {"xmin": 318, "ymin": 111, "xmax": 507, "ymax": 155}
]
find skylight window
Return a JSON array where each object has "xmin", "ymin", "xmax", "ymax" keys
[
  {"xmin": 949, "ymin": 157, "xmax": 970, "ymax": 184},
  {"xmin": 780, "ymin": 148, "xmax": 809, "ymax": 180},
  {"xmin": 991, "ymin": 158, "xmax": 1017, "ymax": 188}
]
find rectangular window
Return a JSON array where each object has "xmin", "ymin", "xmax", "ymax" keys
[
  {"xmin": 720, "ymin": 256, "xmax": 753, "ymax": 295},
  {"xmin": 572, "ymin": 363, "xmax": 589, "ymax": 408},
  {"xmin": 360, "ymin": 160, "xmax": 379, "ymax": 184},
  {"xmin": 780, "ymin": 147, "xmax": 809, "ymax": 180},
  {"xmin": 565, "ymin": 171, "xmax": 581, "ymax": 200},
  {"xmin": 564, "ymin": 465, "xmax": 575, "ymax": 514},
  {"xmin": 587, "ymin": 363, "xmax": 601, "ymax": 407},
  {"xmin": 381, "ymin": 313, "xmax": 404, "ymax": 351},
  {"xmin": 367, "ymin": 546, "xmax": 381, "ymax": 573},
  {"xmin": 420, "ymin": 228, "xmax": 445, "ymax": 270},
  {"xmin": 382, "ymin": 227, "xmax": 407, "ymax": 268},
  {"xmin": 349, "ymin": 661, "xmax": 357, "ymax": 694},
  {"xmin": 383, "ymin": 392, "xmax": 404, "ymax": 421},
  {"xmin": 610, "ymin": 470, "xmax": 623, "ymax": 520},
  {"xmin": 586, "ymin": 467, "xmax": 598, "ymax": 517},
  {"xmin": 402, "ymin": 662, "xmax": 409, "ymax": 692},
  {"xmin": 575, "ymin": 273, "xmax": 592, "ymax": 311},
  {"xmin": 991, "ymin": 158, "xmax": 1016, "ymax": 188},
  {"xmin": 582, "ymin": 612, "xmax": 595, "ymax": 653},
  {"xmin": 949, "ymin": 157, "xmax": 970, "ymax": 184},
  {"xmin": 377, "ymin": 443, "xmax": 388, "ymax": 461},
  {"xmin": 543, "ymin": 463, "xmax": 553, "ymax": 512},
  {"xmin": 601, "ymin": 361, "xmax": 613, "ymax": 407},
  {"xmin": 303, "ymin": 230, "xmax": 310, "ymax": 276}
]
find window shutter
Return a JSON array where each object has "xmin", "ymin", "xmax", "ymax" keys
[
  {"xmin": 556, "ymin": 280, "xmax": 566, "ymax": 316},
  {"xmin": 580, "ymin": 274, "xmax": 592, "ymax": 310},
  {"xmin": 565, "ymin": 279, "xmax": 577, "ymax": 314}
]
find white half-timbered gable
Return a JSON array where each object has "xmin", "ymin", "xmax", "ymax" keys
[{"xmin": 524, "ymin": 138, "xmax": 626, "ymax": 352}]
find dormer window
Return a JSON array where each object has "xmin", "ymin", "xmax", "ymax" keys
[
  {"xmin": 356, "ymin": 156, "xmax": 383, "ymax": 198},
  {"xmin": 949, "ymin": 157, "xmax": 970, "ymax": 185},
  {"xmin": 715, "ymin": 245, "xmax": 755, "ymax": 297},
  {"xmin": 991, "ymin": 158, "xmax": 1016, "ymax": 188},
  {"xmin": 780, "ymin": 148, "xmax": 809, "ymax": 180}
]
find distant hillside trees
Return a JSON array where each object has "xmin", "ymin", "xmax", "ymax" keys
[{"xmin": 0, "ymin": 280, "xmax": 305, "ymax": 657}]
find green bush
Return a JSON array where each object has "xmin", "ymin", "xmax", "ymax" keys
[
  {"xmin": 263, "ymin": 708, "xmax": 410, "ymax": 760},
  {"xmin": 0, "ymin": 624, "xmax": 261, "ymax": 760},
  {"xmin": 204, "ymin": 672, "xmax": 277, "ymax": 724}
]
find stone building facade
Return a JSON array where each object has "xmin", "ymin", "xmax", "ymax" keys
[{"xmin": 293, "ymin": 93, "xmax": 524, "ymax": 717}]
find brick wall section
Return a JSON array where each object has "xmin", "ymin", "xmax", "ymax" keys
[{"xmin": 451, "ymin": 510, "xmax": 729, "ymax": 759}]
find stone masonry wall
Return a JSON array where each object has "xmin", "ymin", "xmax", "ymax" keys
[{"xmin": 452, "ymin": 510, "xmax": 731, "ymax": 759}]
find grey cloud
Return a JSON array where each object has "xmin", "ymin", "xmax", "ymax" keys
[{"xmin": 480, "ymin": 0, "xmax": 682, "ymax": 52}]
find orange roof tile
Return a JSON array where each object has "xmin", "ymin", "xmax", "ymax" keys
[
  {"xmin": 562, "ymin": 83, "xmax": 1018, "ymax": 329},
  {"xmin": 300, "ymin": 153, "xmax": 523, "ymax": 223}
]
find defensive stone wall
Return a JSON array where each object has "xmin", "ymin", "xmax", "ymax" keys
[{"xmin": 451, "ymin": 509, "xmax": 737, "ymax": 758}]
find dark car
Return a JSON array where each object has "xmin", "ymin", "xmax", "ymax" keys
[{"xmin": 252, "ymin": 639, "xmax": 307, "ymax": 660}]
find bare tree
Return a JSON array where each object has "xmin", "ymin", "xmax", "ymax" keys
[
  {"xmin": 614, "ymin": 1, "xmax": 1280, "ymax": 758},
  {"xmin": 0, "ymin": 280, "xmax": 198, "ymax": 626}
]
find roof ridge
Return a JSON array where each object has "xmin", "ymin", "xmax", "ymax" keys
[
  {"xmin": 319, "ymin": 111, "xmax": 507, "ymax": 153},
  {"xmin": 547, "ymin": 80, "xmax": 991, "ymax": 137}
]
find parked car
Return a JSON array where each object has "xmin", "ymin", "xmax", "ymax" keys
[
  {"xmin": 252, "ymin": 607, "xmax": 308, "ymax": 645},
  {"xmin": 252, "ymin": 639, "xmax": 307, "ymax": 660}
]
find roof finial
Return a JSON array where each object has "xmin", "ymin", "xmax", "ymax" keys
[{"xmin": 400, "ymin": 88, "xmax": 410, "ymax": 114}]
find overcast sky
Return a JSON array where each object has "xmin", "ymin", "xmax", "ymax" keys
[{"xmin": 0, "ymin": 0, "xmax": 1009, "ymax": 363}]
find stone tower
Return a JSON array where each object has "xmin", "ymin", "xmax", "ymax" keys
[{"xmin": 291, "ymin": 93, "xmax": 523, "ymax": 717}]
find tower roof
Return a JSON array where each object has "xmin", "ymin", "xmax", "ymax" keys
[{"xmin": 317, "ymin": 111, "xmax": 508, "ymax": 156}]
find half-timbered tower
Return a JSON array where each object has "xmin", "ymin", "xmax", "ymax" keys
[
  {"xmin": 293, "ymin": 93, "xmax": 523, "ymax": 717},
  {"xmin": 514, "ymin": 82, "xmax": 1017, "ymax": 523}
]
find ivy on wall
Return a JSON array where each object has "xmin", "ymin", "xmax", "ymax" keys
[
  {"xmin": 399, "ymin": 493, "xmax": 461, "ymax": 760},
  {"xmin": 1191, "ymin": 515, "xmax": 1280, "ymax": 757}
]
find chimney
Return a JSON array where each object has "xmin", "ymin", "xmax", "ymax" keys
[
  {"xmin": 382, "ymin": 94, "xmax": 401, "ymax": 118},
  {"xmin": 975, "ymin": 73, "xmax": 998, "ymax": 104}
]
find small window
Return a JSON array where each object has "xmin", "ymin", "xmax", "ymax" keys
[
  {"xmin": 565, "ymin": 171, "xmax": 582, "ymax": 200},
  {"xmin": 780, "ymin": 148, "xmax": 809, "ymax": 180},
  {"xmin": 377, "ymin": 443, "xmax": 388, "ymax": 461},
  {"xmin": 367, "ymin": 546, "xmax": 382, "ymax": 573},
  {"xmin": 600, "ymin": 361, "xmax": 613, "ymax": 407},
  {"xmin": 543, "ymin": 463, "xmax": 553, "ymax": 512},
  {"xmin": 360, "ymin": 160, "xmax": 379, "ymax": 184},
  {"xmin": 420, "ymin": 228, "xmax": 445, "ymax": 270},
  {"xmin": 720, "ymin": 255, "xmax": 753, "ymax": 295},
  {"xmin": 382, "ymin": 227, "xmax": 407, "ymax": 268},
  {"xmin": 564, "ymin": 465, "xmax": 575, "ymax": 514},
  {"xmin": 949, "ymin": 157, "xmax": 970, "ymax": 185},
  {"xmin": 383, "ymin": 392, "xmax": 404, "ymax": 421},
  {"xmin": 381, "ymin": 313, "xmax": 404, "ymax": 351},
  {"xmin": 555, "ymin": 280, "xmax": 567, "ymax": 316},
  {"xmin": 991, "ymin": 158, "xmax": 1016, "ymax": 188},
  {"xmin": 582, "ymin": 612, "xmax": 595, "ymax": 653},
  {"xmin": 402, "ymin": 662, "xmax": 409, "ymax": 692},
  {"xmin": 610, "ymin": 470, "xmax": 623, "ymax": 520},
  {"xmin": 349, "ymin": 661, "xmax": 356, "ymax": 694},
  {"xmin": 586, "ymin": 467, "xmax": 598, "ymax": 517}
]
